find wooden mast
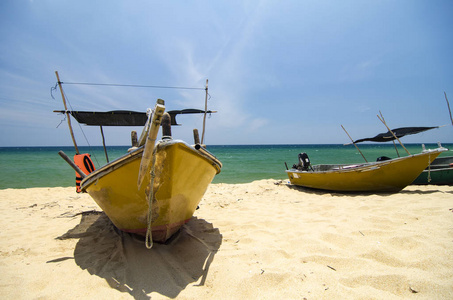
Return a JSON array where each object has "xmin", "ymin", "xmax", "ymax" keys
[
  {"xmin": 55, "ymin": 71, "xmax": 79, "ymax": 154},
  {"xmin": 201, "ymin": 79, "xmax": 208, "ymax": 145}
]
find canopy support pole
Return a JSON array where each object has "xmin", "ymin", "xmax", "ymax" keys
[
  {"xmin": 341, "ymin": 125, "xmax": 368, "ymax": 162},
  {"xmin": 377, "ymin": 111, "xmax": 410, "ymax": 155},
  {"xmin": 55, "ymin": 71, "xmax": 79, "ymax": 154},
  {"xmin": 445, "ymin": 92, "xmax": 453, "ymax": 126},
  {"xmin": 100, "ymin": 126, "xmax": 109, "ymax": 163},
  {"xmin": 201, "ymin": 79, "xmax": 208, "ymax": 145},
  {"xmin": 392, "ymin": 140, "xmax": 401, "ymax": 157}
]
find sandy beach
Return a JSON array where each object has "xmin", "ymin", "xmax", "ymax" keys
[{"xmin": 1, "ymin": 180, "xmax": 452, "ymax": 299}]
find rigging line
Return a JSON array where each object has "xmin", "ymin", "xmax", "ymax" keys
[
  {"xmin": 62, "ymin": 89, "xmax": 100, "ymax": 166},
  {"xmin": 56, "ymin": 114, "xmax": 66, "ymax": 129},
  {"xmin": 60, "ymin": 81, "xmax": 205, "ymax": 90}
]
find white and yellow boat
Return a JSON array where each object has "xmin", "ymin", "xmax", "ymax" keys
[
  {"xmin": 286, "ymin": 149, "xmax": 446, "ymax": 193},
  {"xmin": 54, "ymin": 72, "xmax": 221, "ymax": 247}
]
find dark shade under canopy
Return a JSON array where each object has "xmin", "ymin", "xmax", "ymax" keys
[
  {"xmin": 352, "ymin": 126, "xmax": 439, "ymax": 143},
  {"xmin": 54, "ymin": 109, "xmax": 214, "ymax": 126}
]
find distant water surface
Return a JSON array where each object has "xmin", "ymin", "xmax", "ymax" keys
[{"xmin": 0, "ymin": 143, "xmax": 451, "ymax": 189}]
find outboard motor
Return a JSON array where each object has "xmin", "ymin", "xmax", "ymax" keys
[
  {"xmin": 293, "ymin": 152, "xmax": 311, "ymax": 171},
  {"xmin": 376, "ymin": 156, "xmax": 391, "ymax": 162}
]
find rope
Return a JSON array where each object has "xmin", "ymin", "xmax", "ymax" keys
[
  {"xmin": 60, "ymin": 81, "xmax": 205, "ymax": 90},
  {"xmin": 57, "ymin": 88, "xmax": 100, "ymax": 166},
  {"xmin": 427, "ymin": 153, "xmax": 432, "ymax": 183},
  {"xmin": 50, "ymin": 83, "xmax": 58, "ymax": 99},
  {"xmin": 145, "ymin": 145, "xmax": 159, "ymax": 249}
]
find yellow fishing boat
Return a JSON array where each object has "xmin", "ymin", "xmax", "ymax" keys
[
  {"xmin": 78, "ymin": 137, "xmax": 221, "ymax": 244},
  {"xmin": 286, "ymin": 149, "xmax": 446, "ymax": 192},
  {"xmin": 54, "ymin": 72, "xmax": 221, "ymax": 247}
]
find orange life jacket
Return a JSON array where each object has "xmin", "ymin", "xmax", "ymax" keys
[{"xmin": 74, "ymin": 153, "xmax": 96, "ymax": 193}]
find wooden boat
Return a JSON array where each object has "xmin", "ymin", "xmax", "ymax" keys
[
  {"xmin": 404, "ymin": 93, "xmax": 452, "ymax": 185},
  {"xmin": 412, "ymin": 155, "xmax": 453, "ymax": 185},
  {"xmin": 286, "ymin": 120, "xmax": 447, "ymax": 192},
  {"xmin": 77, "ymin": 137, "xmax": 221, "ymax": 243},
  {"xmin": 347, "ymin": 125, "xmax": 453, "ymax": 186},
  {"xmin": 286, "ymin": 149, "xmax": 446, "ymax": 193},
  {"xmin": 54, "ymin": 72, "xmax": 222, "ymax": 247}
]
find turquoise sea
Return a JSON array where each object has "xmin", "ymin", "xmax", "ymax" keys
[{"xmin": 0, "ymin": 143, "xmax": 452, "ymax": 189}]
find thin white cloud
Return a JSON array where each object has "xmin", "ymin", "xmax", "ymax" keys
[{"xmin": 0, "ymin": 1, "xmax": 452, "ymax": 146}]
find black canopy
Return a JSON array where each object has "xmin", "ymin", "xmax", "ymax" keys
[
  {"xmin": 352, "ymin": 126, "xmax": 439, "ymax": 143},
  {"xmin": 54, "ymin": 109, "xmax": 214, "ymax": 126}
]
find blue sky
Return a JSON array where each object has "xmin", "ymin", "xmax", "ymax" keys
[{"xmin": 1, "ymin": 0, "xmax": 452, "ymax": 147}]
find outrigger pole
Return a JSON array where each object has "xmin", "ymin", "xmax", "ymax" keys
[{"xmin": 55, "ymin": 71, "xmax": 79, "ymax": 154}]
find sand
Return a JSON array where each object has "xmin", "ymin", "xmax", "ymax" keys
[{"xmin": 0, "ymin": 180, "xmax": 452, "ymax": 299}]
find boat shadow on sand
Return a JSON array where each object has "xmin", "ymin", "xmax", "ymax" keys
[
  {"xmin": 286, "ymin": 184, "xmax": 453, "ymax": 196},
  {"xmin": 57, "ymin": 211, "xmax": 222, "ymax": 300}
]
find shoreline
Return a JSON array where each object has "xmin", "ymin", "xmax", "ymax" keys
[
  {"xmin": 2, "ymin": 144, "xmax": 452, "ymax": 189},
  {"xmin": 1, "ymin": 180, "xmax": 452, "ymax": 299}
]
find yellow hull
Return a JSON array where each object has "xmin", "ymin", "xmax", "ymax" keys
[
  {"xmin": 81, "ymin": 140, "xmax": 221, "ymax": 242},
  {"xmin": 286, "ymin": 150, "xmax": 443, "ymax": 192}
]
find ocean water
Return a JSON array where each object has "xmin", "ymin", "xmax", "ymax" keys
[{"xmin": 0, "ymin": 143, "xmax": 451, "ymax": 189}]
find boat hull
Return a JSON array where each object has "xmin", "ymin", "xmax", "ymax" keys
[
  {"xmin": 412, "ymin": 156, "xmax": 453, "ymax": 185},
  {"xmin": 80, "ymin": 140, "xmax": 221, "ymax": 242},
  {"xmin": 286, "ymin": 150, "xmax": 443, "ymax": 192}
]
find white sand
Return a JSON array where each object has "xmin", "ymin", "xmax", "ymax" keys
[{"xmin": 1, "ymin": 180, "xmax": 452, "ymax": 299}]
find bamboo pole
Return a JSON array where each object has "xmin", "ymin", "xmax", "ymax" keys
[
  {"xmin": 445, "ymin": 92, "xmax": 453, "ymax": 126},
  {"xmin": 341, "ymin": 125, "xmax": 368, "ymax": 162},
  {"xmin": 201, "ymin": 79, "xmax": 208, "ymax": 145},
  {"xmin": 55, "ymin": 71, "xmax": 79, "ymax": 154},
  {"xmin": 58, "ymin": 151, "xmax": 86, "ymax": 178},
  {"xmin": 392, "ymin": 140, "xmax": 401, "ymax": 157},
  {"xmin": 377, "ymin": 111, "xmax": 410, "ymax": 155},
  {"xmin": 100, "ymin": 126, "xmax": 109, "ymax": 162}
]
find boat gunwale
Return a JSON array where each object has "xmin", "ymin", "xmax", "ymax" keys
[
  {"xmin": 80, "ymin": 139, "xmax": 222, "ymax": 190},
  {"xmin": 286, "ymin": 148, "xmax": 447, "ymax": 175}
]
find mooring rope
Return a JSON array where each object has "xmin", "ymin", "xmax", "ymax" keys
[{"xmin": 145, "ymin": 145, "xmax": 159, "ymax": 249}]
